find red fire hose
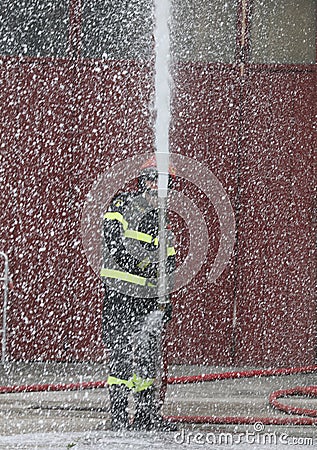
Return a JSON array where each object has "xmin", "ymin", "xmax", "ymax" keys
[
  {"xmin": 0, "ymin": 366, "xmax": 316, "ymax": 425},
  {"xmin": 269, "ymin": 386, "xmax": 317, "ymax": 418},
  {"xmin": 0, "ymin": 379, "xmax": 108, "ymax": 394},
  {"xmin": 163, "ymin": 365, "xmax": 317, "ymax": 426}
]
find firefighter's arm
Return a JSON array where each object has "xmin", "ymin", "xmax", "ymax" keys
[
  {"xmin": 104, "ymin": 201, "xmax": 158, "ymax": 278},
  {"xmin": 104, "ymin": 214, "xmax": 158, "ymax": 277}
]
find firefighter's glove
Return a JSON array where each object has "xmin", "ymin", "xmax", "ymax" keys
[{"xmin": 158, "ymin": 300, "xmax": 173, "ymax": 326}]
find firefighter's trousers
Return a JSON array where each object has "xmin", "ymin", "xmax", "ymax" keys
[{"xmin": 103, "ymin": 288, "xmax": 164, "ymax": 429}]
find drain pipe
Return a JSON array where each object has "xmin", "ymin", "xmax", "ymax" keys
[{"xmin": 0, "ymin": 252, "xmax": 9, "ymax": 364}]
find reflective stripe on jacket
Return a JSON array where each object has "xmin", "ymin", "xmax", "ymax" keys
[{"xmin": 100, "ymin": 192, "xmax": 176, "ymax": 296}]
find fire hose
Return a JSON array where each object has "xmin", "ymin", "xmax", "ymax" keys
[
  {"xmin": 163, "ymin": 365, "xmax": 317, "ymax": 425},
  {"xmin": 0, "ymin": 365, "xmax": 316, "ymax": 425}
]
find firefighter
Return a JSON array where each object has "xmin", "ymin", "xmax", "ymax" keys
[{"xmin": 101, "ymin": 158, "xmax": 177, "ymax": 431}]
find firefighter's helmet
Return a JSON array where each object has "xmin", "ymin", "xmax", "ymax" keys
[{"xmin": 138, "ymin": 156, "xmax": 176, "ymax": 192}]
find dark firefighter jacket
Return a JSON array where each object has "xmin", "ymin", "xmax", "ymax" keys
[{"xmin": 101, "ymin": 191, "xmax": 176, "ymax": 306}]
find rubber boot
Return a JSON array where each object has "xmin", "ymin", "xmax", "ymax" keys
[
  {"xmin": 133, "ymin": 386, "xmax": 177, "ymax": 431},
  {"xmin": 109, "ymin": 385, "xmax": 129, "ymax": 431}
]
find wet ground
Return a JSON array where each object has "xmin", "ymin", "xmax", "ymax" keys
[{"xmin": 0, "ymin": 362, "xmax": 316, "ymax": 449}]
